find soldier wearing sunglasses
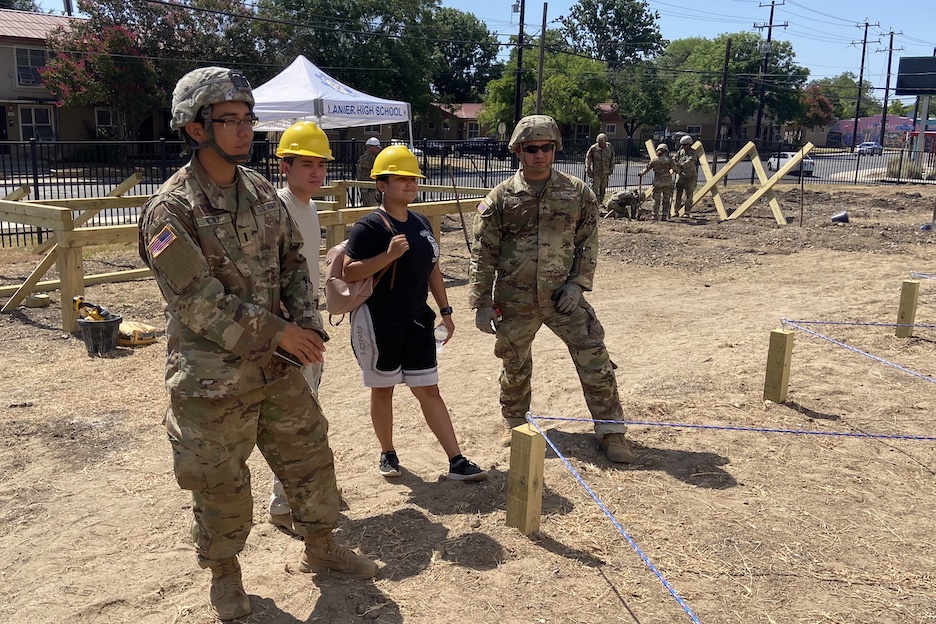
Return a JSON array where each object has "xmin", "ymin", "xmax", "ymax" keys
[{"xmin": 468, "ymin": 115, "xmax": 637, "ymax": 464}]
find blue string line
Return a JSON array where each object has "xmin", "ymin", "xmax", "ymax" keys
[
  {"xmin": 910, "ymin": 272, "xmax": 936, "ymax": 281},
  {"xmin": 785, "ymin": 319, "xmax": 936, "ymax": 329},
  {"xmin": 524, "ymin": 413, "xmax": 703, "ymax": 624},
  {"xmin": 533, "ymin": 416, "xmax": 936, "ymax": 442},
  {"xmin": 781, "ymin": 319, "xmax": 936, "ymax": 385}
]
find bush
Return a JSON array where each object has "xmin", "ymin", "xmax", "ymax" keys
[{"xmin": 886, "ymin": 156, "xmax": 924, "ymax": 179}]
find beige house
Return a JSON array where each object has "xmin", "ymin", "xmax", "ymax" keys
[{"xmin": 0, "ymin": 9, "xmax": 106, "ymax": 141}]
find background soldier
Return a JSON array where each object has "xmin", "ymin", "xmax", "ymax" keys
[
  {"xmin": 604, "ymin": 189, "xmax": 643, "ymax": 220},
  {"xmin": 468, "ymin": 114, "xmax": 637, "ymax": 464},
  {"xmin": 357, "ymin": 137, "xmax": 381, "ymax": 206},
  {"xmin": 585, "ymin": 132, "xmax": 614, "ymax": 206},
  {"xmin": 639, "ymin": 143, "xmax": 676, "ymax": 221},
  {"xmin": 138, "ymin": 67, "xmax": 376, "ymax": 621},
  {"xmin": 673, "ymin": 135, "xmax": 700, "ymax": 218}
]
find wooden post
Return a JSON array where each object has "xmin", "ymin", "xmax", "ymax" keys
[
  {"xmin": 57, "ymin": 243, "xmax": 85, "ymax": 332},
  {"xmin": 895, "ymin": 279, "xmax": 920, "ymax": 338},
  {"xmin": 763, "ymin": 329, "xmax": 794, "ymax": 404},
  {"xmin": 506, "ymin": 423, "xmax": 545, "ymax": 535},
  {"xmin": 325, "ymin": 180, "xmax": 348, "ymax": 251}
]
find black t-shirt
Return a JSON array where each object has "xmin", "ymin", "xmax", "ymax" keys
[{"xmin": 345, "ymin": 209, "xmax": 439, "ymax": 320}]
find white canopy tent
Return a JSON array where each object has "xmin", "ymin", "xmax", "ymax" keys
[{"xmin": 251, "ymin": 55, "xmax": 413, "ymax": 140}]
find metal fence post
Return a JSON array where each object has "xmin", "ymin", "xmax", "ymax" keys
[
  {"xmin": 30, "ymin": 138, "xmax": 43, "ymax": 243},
  {"xmin": 159, "ymin": 138, "xmax": 168, "ymax": 182}
]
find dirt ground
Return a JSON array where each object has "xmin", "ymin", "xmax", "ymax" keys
[{"xmin": 1, "ymin": 184, "xmax": 935, "ymax": 624}]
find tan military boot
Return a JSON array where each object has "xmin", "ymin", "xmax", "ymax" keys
[
  {"xmin": 299, "ymin": 533, "xmax": 378, "ymax": 579},
  {"xmin": 500, "ymin": 417, "xmax": 528, "ymax": 447},
  {"xmin": 600, "ymin": 433, "xmax": 637, "ymax": 463},
  {"xmin": 208, "ymin": 558, "xmax": 251, "ymax": 621}
]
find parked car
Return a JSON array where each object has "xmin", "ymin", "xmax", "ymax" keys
[
  {"xmin": 390, "ymin": 139, "xmax": 423, "ymax": 157},
  {"xmin": 856, "ymin": 141, "xmax": 883, "ymax": 155},
  {"xmin": 765, "ymin": 151, "xmax": 815, "ymax": 176},
  {"xmin": 418, "ymin": 140, "xmax": 448, "ymax": 156},
  {"xmin": 453, "ymin": 137, "xmax": 509, "ymax": 159}
]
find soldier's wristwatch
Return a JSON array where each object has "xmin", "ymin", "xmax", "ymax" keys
[{"xmin": 439, "ymin": 306, "xmax": 453, "ymax": 316}]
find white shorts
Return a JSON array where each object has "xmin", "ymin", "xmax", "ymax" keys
[{"xmin": 350, "ymin": 303, "xmax": 439, "ymax": 389}]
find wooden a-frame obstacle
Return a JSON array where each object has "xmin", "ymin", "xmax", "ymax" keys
[{"xmin": 641, "ymin": 139, "xmax": 815, "ymax": 225}]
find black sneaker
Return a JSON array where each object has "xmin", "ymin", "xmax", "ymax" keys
[
  {"xmin": 379, "ymin": 451, "xmax": 401, "ymax": 477},
  {"xmin": 446, "ymin": 456, "xmax": 489, "ymax": 482}
]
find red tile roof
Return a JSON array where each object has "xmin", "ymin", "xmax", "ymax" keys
[
  {"xmin": 435, "ymin": 102, "xmax": 485, "ymax": 120},
  {"xmin": 0, "ymin": 9, "xmax": 76, "ymax": 41}
]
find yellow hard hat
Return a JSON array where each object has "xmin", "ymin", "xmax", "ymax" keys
[
  {"xmin": 276, "ymin": 121, "xmax": 334, "ymax": 160},
  {"xmin": 370, "ymin": 144, "xmax": 424, "ymax": 179}
]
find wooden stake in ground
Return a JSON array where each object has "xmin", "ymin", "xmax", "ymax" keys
[
  {"xmin": 764, "ymin": 328, "xmax": 794, "ymax": 404},
  {"xmin": 506, "ymin": 423, "xmax": 545, "ymax": 535}
]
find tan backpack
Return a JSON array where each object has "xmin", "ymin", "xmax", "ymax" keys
[{"xmin": 323, "ymin": 211, "xmax": 395, "ymax": 321}]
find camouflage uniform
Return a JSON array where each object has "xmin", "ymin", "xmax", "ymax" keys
[
  {"xmin": 585, "ymin": 140, "xmax": 614, "ymax": 205},
  {"xmin": 673, "ymin": 146, "xmax": 700, "ymax": 217},
  {"xmin": 139, "ymin": 155, "xmax": 339, "ymax": 569},
  {"xmin": 603, "ymin": 189, "xmax": 643, "ymax": 220},
  {"xmin": 641, "ymin": 154, "xmax": 676, "ymax": 220},
  {"xmin": 468, "ymin": 168, "xmax": 627, "ymax": 438},
  {"xmin": 357, "ymin": 151, "xmax": 378, "ymax": 206}
]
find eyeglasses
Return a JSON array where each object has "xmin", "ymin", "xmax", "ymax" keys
[
  {"xmin": 210, "ymin": 115, "xmax": 259, "ymax": 130},
  {"xmin": 522, "ymin": 143, "xmax": 555, "ymax": 154}
]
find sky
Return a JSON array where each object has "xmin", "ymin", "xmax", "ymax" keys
[
  {"xmin": 35, "ymin": 0, "xmax": 935, "ymax": 105},
  {"xmin": 435, "ymin": 0, "xmax": 935, "ymax": 106}
]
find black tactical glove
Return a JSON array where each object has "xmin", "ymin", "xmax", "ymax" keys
[
  {"xmin": 475, "ymin": 306, "xmax": 498, "ymax": 334},
  {"xmin": 552, "ymin": 283, "xmax": 582, "ymax": 315}
]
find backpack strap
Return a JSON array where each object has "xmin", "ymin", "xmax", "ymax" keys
[{"xmin": 374, "ymin": 210, "xmax": 397, "ymax": 289}]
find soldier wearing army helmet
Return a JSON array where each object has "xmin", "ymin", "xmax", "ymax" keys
[
  {"xmin": 468, "ymin": 114, "xmax": 637, "ymax": 464},
  {"xmin": 585, "ymin": 132, "xmax": 615, "ymax": 207},
  {"xmin": 139, "ymin": 67, "xmax": 376, "ymax": 621},
  {"xmin": 640, "ymin": 142, "xmax": 677, "ymax": 220},
  {"xmin": 673, "ymin": 134, "xmax": 701, "ymax": 218}
]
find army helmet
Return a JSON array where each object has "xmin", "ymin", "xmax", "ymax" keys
[
  {"xmin": 680, "ymin": 135, "xmax": 693, "ymax": 146},
  {"xmin": 656, "ymin": 143, "xmax": 669, "ymax": 153},
  {"xmin": 508, "ymin": 115, "xmax": 562, "ymax": 152},
  {"xmin": 170, "ymin": 67, "xmax": 254, "ymax": 131},
  {"xmin": 597, "ymin": 133, "xmax": 608, "ymax": 142}
]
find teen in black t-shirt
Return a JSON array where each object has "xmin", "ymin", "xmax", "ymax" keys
[{"xmin": 342, "ymin": 145, "xmax": 487, "ymax": 482}]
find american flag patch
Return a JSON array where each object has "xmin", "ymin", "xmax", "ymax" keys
[
  {"xmin": 147, "ymin": 225, "xmax": 177, "ymax": 258},
  {"xmin": 476, "ymin": 201, "xmax": 488, "ymax": 214}
]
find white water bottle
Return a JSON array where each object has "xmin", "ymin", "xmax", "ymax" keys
[{"xmin": 434, "ymin": 325, "xmax": 449, "ymax": 355}]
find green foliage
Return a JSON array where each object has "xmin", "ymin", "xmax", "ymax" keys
[
  {"xmin": 659, "ymin": 33, "xmax": 808, "ymax": 138},
  {"xmin": 559, "ymin": 0, "xmax": 665, "ymax": 66},
  {"xmin": 887, "ymin": 100, "xmax": 911, "ymax": 117},
  {"xmin": 886, "ymin": 155, "xmax": 923, "ymax": 179},
  {"xmin": 811, "ymin": 72, "xmax": 881, "ymax": 120},
  {"xmin": 480, "ymin": 30, "xmax": 609, "ymax": 132},
  {"xmin": 1, "ymin": 0, "xmax": 40, "ymax": 10},
  {"xmin": 41, "ymin": 23, "xmax": 160, "ymax": 140},
  {"xmin": 608, "ymin": 64, "xmax": 669, "ymax": 137},
  {"xmin": 427, "ymin": 8, "xmax": 502, "ymax": 103}
]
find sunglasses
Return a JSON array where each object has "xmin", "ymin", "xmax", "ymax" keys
[{"xmin": 521, "ymin": 143, "xmax": 555, "ymax": 154}]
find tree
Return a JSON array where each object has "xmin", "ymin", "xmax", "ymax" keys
[
  {"xmin": 479, "ymin": 30, "xmax": 609, "ymax": 133},
  {"xmin": 1, "ymin": 0, "xmax": 40, "ymax": 10},
  {"xmin": 811, "ymin": 72, "xmax": 881, "ymax": 120},
  {"xmin": 790, "ymin": 84, "xmax": 834, "ymax": 141},
  {"xmin": 426, "ymin": 8, "xmax": 502, "ymax": 103},
  {"xmin": 887, "ymin": 99, "xmax": 911, "ymax": 117},
  {"xmin": 659, "ymin": 33, "xmax": 808, "ymax": 140},
  {"xmin": 559, "ymin": 0, "xmax": 665, "ymax": 66},
  {"xmin": 253, "ymin": 0, "xmax": 439, "ymax": 115},
  {"xmin": 608, "ymin": 64, "xmax": 669, "ymax": 141},
  {"xmin": 41, "ymin": 24, "xmax": 160, "ymax": 139}
]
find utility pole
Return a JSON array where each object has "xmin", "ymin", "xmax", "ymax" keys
[
  {"xmin": 536, "ymin": 3, "xmax": 548, "ymax": 114},
  {"xmin": 713, "ymin": 37, "xmax": 732, "ymax": 172},
  {"xmin": 753, "ymin": 1, "xmax": 787, "ymax": 148},
  {"xmin": 877, "ymin": 30, "xmax": 903, "ymax": 147},
  {"xmin": 850, "ymin": 20, "xmax": 880, "ymax": 151},
  {"xmin": 512, "ymin": 0, "xmax": 527, "ymax": 125}
]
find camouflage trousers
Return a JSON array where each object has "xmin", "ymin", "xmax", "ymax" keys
[
  {"xmin": 590, "ymin": 174, "xmax": 610, "ymax": 206},
  {"xmin": 674, "ymin": 177, "xmax": 697, "ymax": 216},
  {"xmin": 651, "ymin": 184, "xmax": 674, "ymax": 220},
  {"xmin": 493, "ymin": 301, "xmax": 627, "ymax": 437},
  {"xmin": 165, "ymin": 367, "xmax": 338, "ymax": 568}
]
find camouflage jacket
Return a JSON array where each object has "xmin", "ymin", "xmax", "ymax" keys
[
  {"xmin": 674, "ymin": 147, "xmax": 700, "ymax": 179},
  {"xmin": 138, "ymin": 155, "xmax": 323, "ymax": 398},
  {"xmin": 585, "ymin": 143, "xmax": 615, "ymax": 176},
  {"xmin": 356, "ymin": 151, "xmax": 376, "ymax": 180},
  {"xmin": 642, "ymin": 154, "xmax": 676, "ymax": 188},
  {"xmin": 468, "ymin": 169, "xmax": 598, "ymax": 309}
]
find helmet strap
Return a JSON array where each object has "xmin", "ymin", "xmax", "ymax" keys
[{"xmin": 193, "ymin": 111, "xmax": 251, "ymax": 165}]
